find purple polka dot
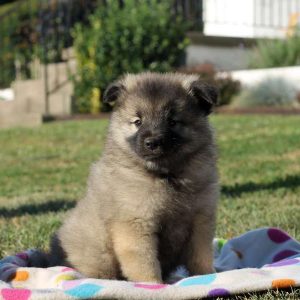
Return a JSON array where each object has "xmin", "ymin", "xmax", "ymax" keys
[
  {"xmin": 273, "ymin": 250, "xmax": 298, "ymax": 262},
  {"xmin": 0, "ymin": 266, "xmax": 15, "ymax": 273},
  {"xmin": 208, "ymin": 288, "xmax": 230, "ymax": 297},
  {"xmin": 15, "ymin": 253, "xmax": 29, "ymax": 261},
  {"xmin": 250, "ymin": 270, "xmax": 268, "ymax": 275},
  {"xmin": 266, "ymin": 258, "xmax": 299, "ymax": 267},
  {"xmin": 267, "ymin": 228, "xmax": 291, "ymax": 243}
]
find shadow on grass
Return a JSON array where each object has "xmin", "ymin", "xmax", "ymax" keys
[
  {"xmin": 222, "ymin": 174, "xmax": 300, "ymax": 198},
  {"xmin": 1, "ymin": 174, "xmax": 299, "ymax": 217},
  {"xmin": 0, "ymin": 199, "xmax": 76, "ymax": 218}
]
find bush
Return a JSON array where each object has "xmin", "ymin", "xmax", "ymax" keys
[
  {"xmin": 179, "ymin": 63, "xmax": 241, "ymax": 106},
  {"xmin": 0, "ymin": 0, "xmax": 99, "ymax": 88},
  {"xmin": 0, "ymin": 0, "xmax": 57, "ymax": 87},
  {"xmin": 72, "ymin": 0, "xmax": 189, "ymax": 113},
  {"xmin": 248, "ymin": 34, "xmax": 300, "ymax": 69},
  {"xmin": 233, "ymin": 77, "xmax": 299, "ymax": 108},
  {"xmin": 0, "ymin": 1, "xmax": 38, "ymax": 87}
]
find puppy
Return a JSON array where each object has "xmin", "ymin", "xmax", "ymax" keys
[{"xmin": 49, "ymin": 72, "xmax": 219, "ymax": 283}]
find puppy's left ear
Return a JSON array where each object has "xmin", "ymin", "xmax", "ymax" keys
[
  {"xmin": 103, "ymin": 81, "xmax": 125, "ymax": 105},
  {"xmin": 189, "ymin": 81, "xmax": 218, "ymax": 115}
]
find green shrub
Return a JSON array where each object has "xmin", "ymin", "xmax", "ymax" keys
[
  {"xmin": 0, "ymin": 0, "xmax": 98, "ymax": 88},
  {"xmin": 233, "ymin": 77, "xmax": 298, "ymax": 108},
  {"xmin": 72, "ymin": 0, "xmax": 189, "ymax": 113},
  {"xmin": 179, "ymin": 63, "xmax": 241, "ymax": 106},
  {"xmin": 248, "ymin": 34, "xmax": 300, "ymax": 69},
  {"xmin": 214, "ymin": 73, "xmax": 241, "ymax": 106},
  {"xmin": 0, "ymin": 0, "xmax": 41, "ymax": 88}
]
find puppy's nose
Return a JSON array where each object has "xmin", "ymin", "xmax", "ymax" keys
[{"xmin": 144, "ymin": 136, "xmax": 162, "ymax": 151}]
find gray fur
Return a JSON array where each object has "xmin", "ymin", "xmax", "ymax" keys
[{"xmin": 49, "ymin": 72, "xmax": 219, "ymax": 283}]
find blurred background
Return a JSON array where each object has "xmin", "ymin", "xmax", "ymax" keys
[
  {"xmin": 0, "ymin": 5, "xmax": 300, "ymax": 297},
  {"xmin": 0, "ymin": 0, "xmax": 300, "ymax": 126}
]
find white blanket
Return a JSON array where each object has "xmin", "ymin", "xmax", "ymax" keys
[{"xmin": 0, "ymin": 227, "xmax": 299, "ymax": 299}]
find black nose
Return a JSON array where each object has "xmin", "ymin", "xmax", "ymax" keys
[{"xmin": 144, "ymin": 136, "xmax": 162, "ymax": 151}]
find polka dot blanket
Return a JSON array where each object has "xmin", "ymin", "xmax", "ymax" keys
[{"xmin": 0, "ymin": 227, "xmax": 300, "ymax": 300}]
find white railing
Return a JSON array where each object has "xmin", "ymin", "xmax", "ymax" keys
[{"xmin": 203, "ymin": 0, "xmax": 300, "ymax": 38}]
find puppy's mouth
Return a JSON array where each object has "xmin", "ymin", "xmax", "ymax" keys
[
  {"xmin": 139, "ymin": 146, "xmax": 176, "ymax": 162},
  {"xmin": 143, "ymin": 153, "xmax": 165, "ymax": 161},
  {"xmin": 133, "ymin": 137, "xmax": 180, "ymax": 163}
]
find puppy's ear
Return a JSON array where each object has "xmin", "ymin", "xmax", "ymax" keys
[
  {"xmin": 189, "ymin": 81, "xmax": 218, "ymax": 115},
  {"xmin": 103, "ymin": 81, "xmax": 125, "ymax": 105}
]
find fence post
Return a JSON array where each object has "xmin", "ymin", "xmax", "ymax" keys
[
  {"xmin": 196, "ymin": 0, "xmax": 204, "ymax": 31},
  {"xmin": 40, "ymin": 1, "xmax": 50, "ymax": 117}
]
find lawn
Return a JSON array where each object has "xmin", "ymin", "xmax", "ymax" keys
[{"xmin": 0, "ymin": 115, "xmax": 300, "ymax": 299}]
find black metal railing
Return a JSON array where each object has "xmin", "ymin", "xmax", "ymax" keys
[
  {"xmin": 202, "ymin": 0, "xmax": 300, "ymax": 38},
  {"xmin": 174, "ymin": 0, "xmax": 204, "ymax": 30},
  {"xmin": 252, "ymin": 0, "xmax": 300, "ymax": 29}
]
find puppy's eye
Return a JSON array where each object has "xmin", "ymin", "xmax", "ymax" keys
[{"xmin": 132, "ymin": 118, "xmax": 142, "ymax": 127}]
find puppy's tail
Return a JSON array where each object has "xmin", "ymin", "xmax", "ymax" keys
[
  {"xmin": 27, "ymin": 235, "xmax": 67, "ymax": 268},
  {"xmin": 27, "ymin": 249, "xmax": 50, "ymax": 268}
]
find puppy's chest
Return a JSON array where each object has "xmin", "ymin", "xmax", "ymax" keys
[
  {"xmin": 148, "ymin": 176, "xmax": 196, "ymax": 215},
  {"xmin": 114, "ymin": 171, "xmax": 197, "ymax": 219}
]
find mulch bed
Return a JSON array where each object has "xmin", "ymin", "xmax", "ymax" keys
[
  {"xmin": 43, "ymin": 113, "xmax": 111, "ymax": 122},
  {"xmin": 44, "ymin": 107, "xmax": 300, "ymax": 123},
  {"xmin": 215, "ymin": 106, "xmax": 300, "ymax": 115}
]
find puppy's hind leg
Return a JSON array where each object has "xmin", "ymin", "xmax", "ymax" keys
[
  {"xmin": 49, "ymin": 233, "xmax": 119, "ymax": 279},
  {"xmin": 27, "ymin": 249, "xmax": 50, "ymax": 268}
]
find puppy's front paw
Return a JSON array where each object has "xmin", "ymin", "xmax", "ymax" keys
[
  {"xmin": 127, "ymin": 272, "xmax": 162, "ymax": 283},
  {"xmin": 188, "ymin": 258, "xmax": 215, "ymax": 275}
]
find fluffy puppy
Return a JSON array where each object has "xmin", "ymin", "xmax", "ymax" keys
[{"xmin": 49, "ymin": 72, "xmax": 219, "ymax": 283}]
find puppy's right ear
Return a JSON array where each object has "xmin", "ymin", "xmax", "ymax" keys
[
  {"xmin": 189, "ymin": 80, "xmax": 218, "ymax": 115},
  {"xmin": 103, "ymin": 82, "xmax": 125, "ymax": 105}
]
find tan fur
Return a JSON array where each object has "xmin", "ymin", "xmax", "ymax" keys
[{"xmin": 49, "ymin": 72, "xmax": 219, "ymax": 282}]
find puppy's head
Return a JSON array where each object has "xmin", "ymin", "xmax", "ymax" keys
[{"xmin": 104, "ymin": 73, "xmax": 218, "ymax": 173}]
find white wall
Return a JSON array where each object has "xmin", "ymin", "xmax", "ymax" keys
[
  {"xmin": 203, "ymin": 0, "xmax": 300, "ymax": 38},
  {"xmin": 230, "ymin": 66, "xmax": 300, "ymax": 87},
  {"xmin": 204, "ymin": 0, "xmax": 255, "ymax": 37},
  {"xmin": 186, "ymin": 45, "xmax": 251, "ymax": 70}
]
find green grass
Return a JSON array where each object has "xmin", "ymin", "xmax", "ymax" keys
[{"xmin": 0, "ymin": 115, "xmax": 300, "ymax": 299}]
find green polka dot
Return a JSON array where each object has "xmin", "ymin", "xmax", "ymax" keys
[{"xmin": 217, "ymin": 238, "xmax": 227, "ymax": 251}]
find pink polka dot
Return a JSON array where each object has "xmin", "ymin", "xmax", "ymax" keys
[
  {"xmin": 62, "ymin": 279, "xmax": 84, "ymax": 290},
  {"xmin": 62, "ymin": 267, "xmax": 76, "ymax": 272},
  {"xmin": 134, "ymin": 283, "xmax": 167, "ymax": 290},
  {"xmin": 267, "ymin": 228, "xmax": 291, "ymax": 243},
  {"xmin": 273, "ymin": 250, "xmax": 298, "ymax": 262},
  {"xmin": 1, "ymin": 288, "xmax": 31, "ymax": 300},
  {"xmin": 250, "ymin": 270, "xmax": 268, "ymax": 275}
]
